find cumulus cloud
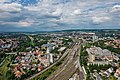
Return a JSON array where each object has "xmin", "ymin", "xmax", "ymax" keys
[
  {"xmin": 0, "ymin": 3, "xmax": 22, "ymax": 12},
  {"xmin": 1, "ymin": 21, "xmax": 32, "ymax": 27},
  {"xmin": 72, "ymin": 9, "xmax": 82, "ymax": 15},
  {"xmin": 0, "ymin": 0, "xmax": 120, "ymax": 31},
  {"xmin": 52, "ymin": 8, "xmax": 62, "ymax": 16},
  {"xmin": 111, "ymin": 5, "xmax": 120, "ymax": 12},
  {"xmin": 0, "ymin": 0, "xmax": 10, "ymax": 3},
  {"xmin": 92, "ymin": 16, "xmax": 111, "ymax": 24},
  {"xmin": 17, "ymin": 21, "xmax": 32, "ymax": 27}
]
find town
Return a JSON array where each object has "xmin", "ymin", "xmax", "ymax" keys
[{"xmin": 0, "ymin": 29, "xmax": 120, "ymax": 80}]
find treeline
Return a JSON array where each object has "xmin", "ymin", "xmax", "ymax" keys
[
  {"xmin": 89, "ymin": 64, "xmax": 112, "ymax": 73},
  {"xmin": 80, "ymin": 45, "xmax": 88, "ymax": 66}
]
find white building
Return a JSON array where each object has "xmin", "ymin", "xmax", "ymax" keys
[
  {"xmin": 89, "ymin": 53, "xmax": 95, "ymax": 62},
  {"xmin": 49, "ymin": 53, "xmax": 53, "ymax": 63},
  {"xmin": 42, "ymin": 43, "xmax": 55, "ymax": 53}
]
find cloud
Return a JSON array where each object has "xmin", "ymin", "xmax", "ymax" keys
[
  {"xmin": 72, "ymin": 9, "xmax": 82, "ymax": 15},
  {"xmin": 0, "ymin": 0, "xmax": 10, "ymax": 3},
  {"xmin": 17, "ymin": 21, "xmax": 32, "ymax": 27},
  {"xmin": 0, "ymin": 0, "xmax": 120, "ymax": 31},
  {"xmin": 92, "ymin": 16, "xmax": 111, "ymax": 24},
  {"xmin": 0, "ymin": 2, "xmax": 23, "ymax": 12},
  {"xmin": 52, "ymin": 8, "xmax": 62, "ymax": 16},
  {"xmin": 111, "ymin": 5, "xmax": 120, "ymax": 12},
  {"xmin": 1, "ymin": 21, "xmax": 32, "ymax": 27}
]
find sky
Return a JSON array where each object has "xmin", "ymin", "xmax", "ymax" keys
[{"xmin": 0, "ymin": 0, "xmax": 120, "ymax": 32}]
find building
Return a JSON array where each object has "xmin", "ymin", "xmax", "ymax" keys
[
  {"xmin": 49, "ymin": 53, "xmax": 53, "ymax": 63},
  {"xmin": 89, "ymin": 53, "xmax": 95, "ymax": 62},
  {"xmin": 114, "ymin": 68, "xmax": 120, "ymax": 78},
  {"xmin": 42, "ymin": 43, "xmax": 55, "ymax": 53},
  {"xmin": 86, "ymin": 47, "xmax": 117, "ymax": 65},
  {"xmin": 88, "ymin": 61, "xmax": 109, "ymax": 66},
  {"xmin": 81, "ymin": 33, "xmax": 98, "ymax": 42},
  {"xmin": 87, "ymin": 47, "xmax": 113, "ymax": 61}
]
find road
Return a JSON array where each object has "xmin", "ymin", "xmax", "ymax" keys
[
  {"xmin": 28, "ymin": 36, "xmax": 34, "ymax": 42},
  {"xmin": 46, "ymin": 41, "xmax": 83, "ymax": 80},
  {"xmin": 28, "ymin": 35, "xmax": 34, "ymax": 46}
]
